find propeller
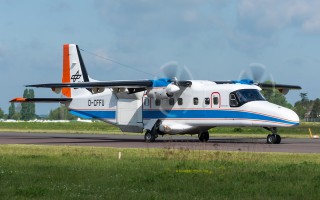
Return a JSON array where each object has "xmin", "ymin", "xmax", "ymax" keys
[
  {"xmin": 160, "ymin": 61, "xmax": 179, "ymax": 80},
  {"xmin": 149, "ymin": 61, "xmax": 194, "ymax": 117},
  {"xmin": 237, "ymin": 63, "xmax": 300, "ymax": 95},
  {"xmin": 160, "ymin": 61, "xmax": 193, "ymax": 83},
  {"xmin": 238, "ymin": 63, "xmax": 273, "ymax": 84}
]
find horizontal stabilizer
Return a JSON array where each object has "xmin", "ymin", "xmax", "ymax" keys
[
  {"xmin": 26, "ymin": 80, "xmax": 154, "ymax": 89},
  {"xmin": 10, "ymin": 98, "xmax": 72, "ymax": 103}
]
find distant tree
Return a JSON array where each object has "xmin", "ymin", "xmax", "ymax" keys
[
  {"xmin": 300, "ymin": 93, "xmax": 308, "ymax": 102},
  {"xmin": 294, "ymin": 93, "xmax": 311, "ymax": 120},
  {"xmin": 0, "ymin": 108, "xmax": 4, "ymax": 119},
  {"xmin": 8, "ymin": 102, "xmax": 16, "ymax": 119},
  {"xmin": 48, "ymin": 105, "xmax": 77, "ymax": 120},
  {"xmin": 313, "ymin": 98, "xmax": 320, "ymax": 115},
  {"xmin": 20, "ymin": 89, "xmax": 36, "ymax": 120},
  {"xmin": 20, "ymin": 89, "xmax": 29, "ymax": 120},
  {"xmin": 261, "ymin": 81, "xmax": 293, "ymax": 109},
  {"xmin": 29, "ymin": 89, "xmax": 36, "ymax": 117},
  {"xmin": 12, "ymin": 112, "xmax": 21, "ymax": 120},
  {"xmin": 309, "ymin": 98, "xmax": 320, "ymax": 119}
]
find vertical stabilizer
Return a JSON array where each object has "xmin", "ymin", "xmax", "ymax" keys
[{"xmin": 62, "ymin": 44, "xmax": 91, "ymax": 97}]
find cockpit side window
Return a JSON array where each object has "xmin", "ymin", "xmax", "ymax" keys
[
  {"xmin": 229, "ymin": 93, "xmax": 239, "ymax": 107},
  {"xmin": 236, "ymin": 89, "xmax": 265, "ymax": 103},
  {"xmin": 230, "ymin": 89, "xmax": 266, "ymax": 107}
]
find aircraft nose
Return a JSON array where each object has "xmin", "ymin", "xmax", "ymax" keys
[{"xmin": 277, "ymin": 105, "xmax": 300, "ymax": 126}]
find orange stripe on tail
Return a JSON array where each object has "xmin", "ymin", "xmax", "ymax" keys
[
  {"xmin": 62, "ymin": 44, "xmax": 71, "ymax": 97},
  {"xmin": 10, "ymin": 98, "xmax": 26, "ymax": 102}
]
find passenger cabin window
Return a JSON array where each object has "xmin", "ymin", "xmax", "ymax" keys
[
  {"xmin": 178, "ymin": 98, "xmax": 183, "ymax": 105},
  {"xmin": 169, "ymin": 98, "xmax": 175, "ymax": 105},
  {"xmin": 144, "ymin": 98, "xmax": 149, "ymax": 106},
  {"xmin": 155, "ymin": 99, "xmax": 161, "ymax": 106},
  {"xmin": 205, "ymin": 98, "xmax": 210, "ymax": 105},
  {"xmin": 193, "ymin": 98, "xmax": 199, "ymax": 105},
  {"xmin": 213, "ymin": 97, "xmax": 219, "ymax": 105}
]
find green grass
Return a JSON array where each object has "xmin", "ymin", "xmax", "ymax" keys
[
  {"xmin": 0, "ymin": 145, "xmax": 320, "ymax": 199},
  {"xmin": 1, "ymin": 121, "xmax": 318, "ymax": 138}
]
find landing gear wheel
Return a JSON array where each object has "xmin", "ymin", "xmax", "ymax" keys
[
  {"xmin": 267, "ymin": 134, "xmax": 275, "ymax": 144},
  {"xmin": 267, "ymin": 134, "xmax": 281, "ymax": 144},
  {"xmin": 264, "ymin": 127, "xmax": 281, "ymax": 144},
  {"xmin": 198, "ymin": 131, "xmax": 209, "ymax": 142},
  {"xmin": 144, "ymin": 131, "xmax": 156, "ymax": 143},
  {"xmin": 275, "ymin": 134, "xmax": 281, "ymax": 144}
]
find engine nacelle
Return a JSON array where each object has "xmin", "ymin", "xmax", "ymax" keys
[
  {"xmin": 92, "ymin": 87, "xmax": 105, "ymax": 94},
  {"xmin": 147, "ymin": 84, "xmax": 180, "ymax": 99},
  {"xmin": 147, "ymin": 88, "xmax": 170, "ymax": 99}
]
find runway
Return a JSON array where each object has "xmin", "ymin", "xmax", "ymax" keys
[{"xmin": 0, "ymin": 132, "xmax": 319, "ymax": 153}]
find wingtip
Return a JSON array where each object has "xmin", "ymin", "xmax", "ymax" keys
[{"xmin": 10, "ymin": 97, "xmax": 26, "ymax": 103}]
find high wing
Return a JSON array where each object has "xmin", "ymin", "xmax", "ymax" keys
[
  {"xmin": 26, "ymin": 80, "xmax": 154, "ymax": 89},
  {"xmin": 258, "ymin": 83, "xmax": 301, "ymax": 95},
  {"xmin": 214, "ymin": 80, "xmax": 301, "ymax": 95},
  {"xmin": 26, "ymin": 79, "xmax": 192, "ymax": 89},
  {"xmin": 257, "ymin": 83, "xmax": 301, "ymax": 90}
]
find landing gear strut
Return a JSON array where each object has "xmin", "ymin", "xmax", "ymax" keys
[
  {"xmin": 144, "ymin": 120, "xmax": 161, "ymax": 143},
  {"xmin": 198, "ymin": 131, "xmax": 209, "ymax": 142},
  {"xmin": 144, "ymin": 130, "xmax": 157, "ymax": 142},
  {"xmin": 264, "ymin": 127, "xmax": 281, "ymax": 144}
]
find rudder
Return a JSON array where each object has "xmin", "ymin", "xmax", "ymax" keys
[{"xmin": 62, "ymin": 44, "xmax": 91, "ymax": 97}]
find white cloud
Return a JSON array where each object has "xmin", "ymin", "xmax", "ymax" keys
[
  {"xmin": 237, "ymin": 0, "xmax": 320, "ymax": 35},
  {"xmin": 94, "ymin": 0, "xmax": 228, "ymax": 42},
  {"xmin": 302, "ymin": 16, "xmax": 320, "ymax": 34}
]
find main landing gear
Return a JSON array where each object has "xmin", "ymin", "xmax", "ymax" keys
[
  {"xmin": 144, "ymin": 130, "xmax": 158, "ymax": 143},
  {"xmin": 264, "ymin": 127, "xmax": 281, "ymax": 144},
  {"xmin": 198, "ymin": 131, "xmax": 209, "ymax": 142},
  {"xmin": 144, "ymin": 120, "xmax": 161, "ymax": 142}
]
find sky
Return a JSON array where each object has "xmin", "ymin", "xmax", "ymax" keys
[{"xmin": 1, "ymin": 0, "xmax": 319, "ymax": 115}]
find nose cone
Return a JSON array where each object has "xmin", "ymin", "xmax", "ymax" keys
[
  {"xmin": 277, "ymin": 105, "xmax": 300, "ymax": 126},
  {"xmin": 244, "ymin": 101, "xmax": 300, "ymax": 126}
]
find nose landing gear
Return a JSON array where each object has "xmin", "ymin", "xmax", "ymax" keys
[
  {"xmin": 264, "ymin": 127, "xmax": 281, "ymax": 144},
  {"xmin": 198, "ymin": 131, "xmax": 209, "ymax": 142}
]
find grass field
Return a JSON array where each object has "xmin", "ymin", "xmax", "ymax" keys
[
  {"xmin": 0, "ymin": 121, "xmax": 318, "ymax": 138},
  {"xmin": 0, "ymin": 145, "xmax": 320, "ymax": 199}
]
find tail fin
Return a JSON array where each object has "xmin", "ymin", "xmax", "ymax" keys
[{"xmin": 62, "ymin": 44, "xmax": 91, "ymax": 97}]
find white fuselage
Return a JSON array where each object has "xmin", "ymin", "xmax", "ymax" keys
[{"xmin": 66, "ymin": 80, "xmax": 299, "ymax": 134}]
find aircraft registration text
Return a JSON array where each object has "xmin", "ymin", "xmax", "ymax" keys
[{"xmin": 88, "ymin": 99, "xmax": 105, "ymax": 107}]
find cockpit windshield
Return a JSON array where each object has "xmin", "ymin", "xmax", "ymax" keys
[{"xmin": 229, "ymin": 89, "xmax": 266, "ymax": 107}]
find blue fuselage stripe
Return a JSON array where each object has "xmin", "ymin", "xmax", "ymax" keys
[
  {"xmin": 69, "ymin": 109, "xmax": 297, "ymax": 125},
  {"xmin": 143, "ymin": 110, "xmax": 297, "ymax": 125},
  {"xmin": 70, "ymin": 110, "xmax": 116, "ymax": 119}
]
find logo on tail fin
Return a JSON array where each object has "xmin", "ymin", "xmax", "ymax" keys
[{"xmin": 71, "ymin": 70, "xmax": 82, "ymax": 82}]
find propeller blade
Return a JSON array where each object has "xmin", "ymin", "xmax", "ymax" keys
[
  {"xmin": 250, "ymin": 64, "xmax": 265, "ymax": 82},
  {"xmin": 160, "ymin": 61, "xmax": 179, "ymax": 79},
  {"xmin": 178, "ymin": 66, "xmax": 192, "ymax": 80}
]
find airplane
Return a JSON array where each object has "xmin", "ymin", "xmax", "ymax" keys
[{"xmin": 10, "ymin": 44, "xmax": 301, "ymax": 144}]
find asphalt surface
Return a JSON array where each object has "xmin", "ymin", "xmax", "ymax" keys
[{"xmin": 0, "ymin": 132, "xmax": 319, "ymax": 153}]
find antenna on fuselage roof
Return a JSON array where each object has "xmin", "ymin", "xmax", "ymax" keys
[{"xmin": 79, "ymin": 48, "xmax": 156, "ymax": 77}]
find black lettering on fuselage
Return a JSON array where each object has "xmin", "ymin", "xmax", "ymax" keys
[{"xmin": 88, "ymin": 99, "xmax": 104, "ymax": 107}]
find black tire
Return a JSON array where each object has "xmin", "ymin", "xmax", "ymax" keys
[
  {"xmin": 198, "ymin": 131, "xmax": 209, "ymax": 142},
  {"xmin": 275, "ymin": 134, "xmax": 281, "ymax": 144},
  {"xmin": 144, "ymin": 131, "xmax": 156, "ymax": 143},
  {"xmin": 267, "ymin": 134, "xmax": 276, "ymax": 144}
]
